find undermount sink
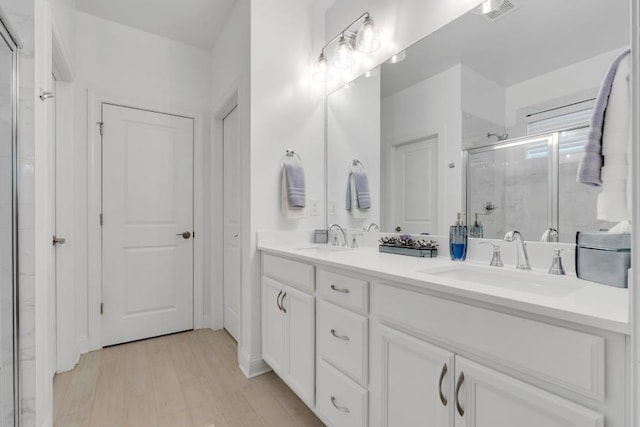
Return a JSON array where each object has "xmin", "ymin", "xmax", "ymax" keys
[
  {"xmin": 295, "ymin": 245, "xmax": 354, "ymax": 254},
  {"xmin": 418, "ymin": 264, "xmax": 585, "ymax": 297}
]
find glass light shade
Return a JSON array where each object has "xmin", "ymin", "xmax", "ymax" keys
[
  {"xmin": 356, "ymin": 16, "xmax": 381, "ymax": 53},
  {"xmin": 312, "ymin": 52, "xmax": 332, "ymax": 82},
  {"xmin": 333, "ymin": 35, "xmax": 355, "ymax": 69}
]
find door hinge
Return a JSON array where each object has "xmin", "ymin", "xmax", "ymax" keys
[
  {"xmin": 100, "ymin": 213, "xmax": 103, "ymax": 226},
  {"xmin": 97, "ymin": 121, "xmax": 104, "ymax": 136},
  {"xmin": 100, "ymin": 303, "xmax": 103, "ymax": 315}
]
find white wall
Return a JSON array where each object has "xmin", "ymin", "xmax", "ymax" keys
[
  {"xmin": 325, "ymin": 0, "xmax": 484, "ymax": 89},
  {"xmin": 505, "ymin": 48, "xmax": 625, "ymax": 127},
  {"xmin": 48, "ymin": 0, "xmax": 75, "ymax": 66},
  {"xmin": 461, "ymin": 65, "xmax": 506, "ymax": 127},
  {"xmin": 72, "ymin": 11, "xmax": 212, "ymax": 354},
  {"xmin": 245, "ymin": 0, "xmax": 326, "ymax": 375},
  {"xmin": 327, "ymin": 73, "xmax": 381, "ymax": 230},
  {"xmin": 381, "ymin": 65, "xmax": 462, "ymax": 235},
  {"xmin": 208, "ymin": 0, "xmax": 250, "ymax": 339}
]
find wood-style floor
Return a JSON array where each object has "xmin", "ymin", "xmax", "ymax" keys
[{"xmin": 53, "ymin": 329, "xmax": 323, "ymax": 427}]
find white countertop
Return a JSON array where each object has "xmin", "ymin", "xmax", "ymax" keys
[{"xmin": 258, "ymin": 243, "xmax": 630, "ymax": 335}]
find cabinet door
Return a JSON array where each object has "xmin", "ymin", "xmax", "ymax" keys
[
  {"xmin": 371, "ymin": 323, "xmax": 454, "ymax": 427},
  {"xmin": 453, "ymin": 357, "xmax": 604, "ymax": 427},
  {"xmin": 282, "ymin": 285, "xmax": 315, "ymax": 407},
  {"xmin": 262, "ymin": 277, "xmax": 287, "ymax": 375}
]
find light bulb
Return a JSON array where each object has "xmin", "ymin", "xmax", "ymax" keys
[
  {"xmin": 312, "ymin": 51, "xmax": 332, "ymax": 82},
  {"xmin": 356, "ymin": 16, "xmax": 381, "ymax": 53},
  {"xmin": 333, "ymin": 35, "xmax": 355, "ymax": 69}
]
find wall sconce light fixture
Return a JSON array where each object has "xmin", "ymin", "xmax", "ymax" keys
[{"xmin": 312, "ymin": 12, "xmax": 381, "ymax": 82}]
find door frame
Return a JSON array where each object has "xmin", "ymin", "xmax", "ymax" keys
[{"xmin": 87, "ymin": 93, "xmax": 205, "ymax": 350}]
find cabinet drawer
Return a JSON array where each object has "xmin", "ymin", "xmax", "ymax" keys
[
  {"xmin": 317, "ymin": 300, "xmax": 368, "ymax": 385},
  {"xmin": 372, "ymin": 283, "xmax": 605, "ymax": 401},
  {"xmin": 318, "ymin": 268, "xmax": 369, "ymax": 314},
  {"xmin": 263, "ymin": 254, "xmax": 315, "ymax": 293},
  {"xmin": 317, "ymin": 358, "xmax": 368, "ymax": 427}
]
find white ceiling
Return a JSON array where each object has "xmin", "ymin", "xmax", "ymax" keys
[
  {"xmin": 381, "ymin": 0, "xmax": 630, "ymax": 97},
  {"xmin": 75, "ymin": 0, "xmax": 237, "ymax": 50}
]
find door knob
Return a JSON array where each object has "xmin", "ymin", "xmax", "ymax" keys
[
  {"xmin": 52, "ymin": 236, "xmax": 66, "ymax": 245},
  {"xmin": 176, "ymin": 231, "xmax": 192, "ymax": 239}
]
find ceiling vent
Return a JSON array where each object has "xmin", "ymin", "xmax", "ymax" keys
[{"xmin": 474, "ymin": 0, "xmax": 521, "ymax": 23}]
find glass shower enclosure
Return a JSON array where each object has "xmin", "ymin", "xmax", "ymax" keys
[
  {"xmin": 0, "ymin": 15, "xmax": 19, "ymax": 427},
  {"xmin": 465, "ymin": 126, "xmax": 612, "ymax": 243}
]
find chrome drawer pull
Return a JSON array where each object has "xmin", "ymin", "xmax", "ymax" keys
[
  {"xmin": 331, "ymin": 396, "xmax": 350, "ymax": 413},
  {"xmin": 330, "ymin": 329, "xmax": 350, "ymax": 341},
  {"xmin": 276, "ymin": 290, "xmax": 283, "ymax": 311},
  {"xmin": 438, "ymin": 363, "xmax": 448, "ymax": 406},
  {"xmin": 455, "ymin": 371, "xmax": 465, "ymax": 417},
  {"xmin": 281, "ymin": 292, "xmax": 287, "ymax": 313},
  {"xmin": 330, "ymin": 284, "xmax": 350, "ymax": 294}
]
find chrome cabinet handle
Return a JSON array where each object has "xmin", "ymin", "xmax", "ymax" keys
[
  {"xmin": 330, "ymin": 396, "xmax": 350, "ymax": 413},
  {"xmin": 276, "ymin": 290, "xmax": 283, "ymax": 311},
  {"xmin": 281, "ymin": 292, "xmax": 287, "ymax": 313},
  {"xmin": 455, "ymin": 372, "xmax": 465, "ymax": 417},
  {"xmin": 330, "ymin": 329, "xmax": 350, "ymax": 341},
  {"xmin": 438, "ymin": 363, "xmax": 448, "ymax": 406},
  {"xmin": 330, "ymin": 284, "xmax": 350, "ymax": 294}
]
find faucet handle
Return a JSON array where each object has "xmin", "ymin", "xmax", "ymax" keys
[
  {"xmin": 549, "ymin": 248, "xmax": 566, "ymax": 275},
  {"xmin": 479, "ymin": 242, "xmax": 504, "ymax": 267}
]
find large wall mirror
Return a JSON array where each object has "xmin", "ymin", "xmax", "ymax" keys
[{"xmin": 326, "ymin": 0, "xmax": 630, "ymax": 243}]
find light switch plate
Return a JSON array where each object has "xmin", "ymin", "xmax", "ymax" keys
[{"xmin": 329, "ymin": 200, "xmax": 337, "ymax": 215}]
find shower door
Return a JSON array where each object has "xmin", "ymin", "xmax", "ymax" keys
[
  {"xmin": 0, "ymin": 19, "xmax": 19, "ymax": 427},
  {"xmin": 466, "ymin": 135, "xmax": 555, "ymax": 241}
]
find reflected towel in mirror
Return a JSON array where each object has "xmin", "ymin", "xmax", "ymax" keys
[{"xmin": 346, "ymin": 170, "xmax": 371, "ymax": 210}]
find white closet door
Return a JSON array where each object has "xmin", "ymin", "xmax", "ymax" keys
[
  {"xmin": 223, "ymin": 106, "xmax": 241, "ymax": 341},
  {"xmin": 102, "ymin": 104, "xmax": 194, "ymax": 346}
]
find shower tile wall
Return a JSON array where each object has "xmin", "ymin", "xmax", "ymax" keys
[{"xmin": 2, "ymin": 1, "xmax": 36, "ymax": 425}]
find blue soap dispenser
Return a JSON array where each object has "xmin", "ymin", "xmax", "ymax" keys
[{"xmin": 449, "ymin": 212, "xmax": 468, "ymax": 261}]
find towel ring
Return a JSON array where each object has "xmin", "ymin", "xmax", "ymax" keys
[
  {"xmin": 352, "ymin": 159, "xmax": 365, "ymax": 171},
  {"xmin": 281, "ymin": 149, "xmax": 302, "ymax": 167}
]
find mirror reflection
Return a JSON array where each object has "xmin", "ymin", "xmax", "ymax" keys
[{"xmin": 326, "ymin": 0, "xmax": 630, "ymax": 242}]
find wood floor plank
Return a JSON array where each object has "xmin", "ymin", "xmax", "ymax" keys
[
  {"xmin": 53, "ymin": 370, "xmax": 72, "ymax": 425},
  {"xmin": 89, "ymin": 345, "xmax": 126, "ymax": 427},
  {"xmin": 53, "ymin": 329, "xmax": 323, "ymax": 427},
  {"xmin": 123, "ymin": 339, "xmax": 159, "ymax": 427},
  {"xmin": 55, "ymin": 351, "xmax": 102, "ymax": 427}
]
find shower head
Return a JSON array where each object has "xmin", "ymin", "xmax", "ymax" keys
[{"xmin": 487, "ymin": 132, "xmax": 509, "ymax": 141}]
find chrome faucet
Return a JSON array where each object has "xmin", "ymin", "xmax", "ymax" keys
[
  {"xmin": 504, "ymin": 230, "xmax": 531, "ymax": 270},
  {"xmin": 541, "ymin": 228, "xmax": 559, "ymax": 242},
  {"xmin": 328, "ymin": 224, "xmax": 348, "ymax": 247},
  {"xmin": 365, "ymin": 223, "xmax": 380, "ymax": 232}
]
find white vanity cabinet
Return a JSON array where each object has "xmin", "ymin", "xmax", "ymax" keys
[
  {"xmin": 261, "ymin": 255, "xmax": 315, "ymax": 407},
  {"xmin": 453, "ymin": 357, "xmax": 603, "ymax": 427},
  {"xmin": 370, "ymin": 323, "xmax": 454, "ymax": 427},
  {"xmin": 259, "ymin": 249, "xmax": 628, "ymax": 427}
]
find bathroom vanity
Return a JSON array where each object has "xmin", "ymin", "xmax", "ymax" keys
[{"xmin": 259, "ymin": 241, "xmax": 629, "ymax": 427}]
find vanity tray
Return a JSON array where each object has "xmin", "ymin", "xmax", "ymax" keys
[{"xmin": 379, "ymin": 245, "xmax": 438, "ymax": 258}]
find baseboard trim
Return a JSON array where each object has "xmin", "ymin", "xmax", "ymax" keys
[{"xmin": 239, "ymin": 348, "xmax": 271, "ymax": 379}]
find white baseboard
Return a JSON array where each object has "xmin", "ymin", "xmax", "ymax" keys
[
  {"xmin": 75, "ymin": 336, "xmax": 89, "ymax": 363},
  {"xmin": 239, "ymin": 348, "xmax": 271, "ymax": 379}
]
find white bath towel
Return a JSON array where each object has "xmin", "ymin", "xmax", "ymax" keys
[
  {"xmin": 281, "ymin": 167, "xmax": 307, "ymax": 219},
  {"xmin": 597, "ymin": 55, "xmax": 631, "ymax": 222}
]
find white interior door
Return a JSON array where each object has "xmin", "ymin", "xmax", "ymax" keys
[
  {"xmin": 390, "ymin": 136, "xmax": 438, "ymax": 234},
  {"xmin": 48, "ymin": 74, "xmax": 57, "ymax": 377},
  {"xmin": 223, "ymin": 106, "xmax": 241, "ymax": 341},
  {"xmin": 102, "ymin": 104, "xmax": 194, "ymax": 347}
]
